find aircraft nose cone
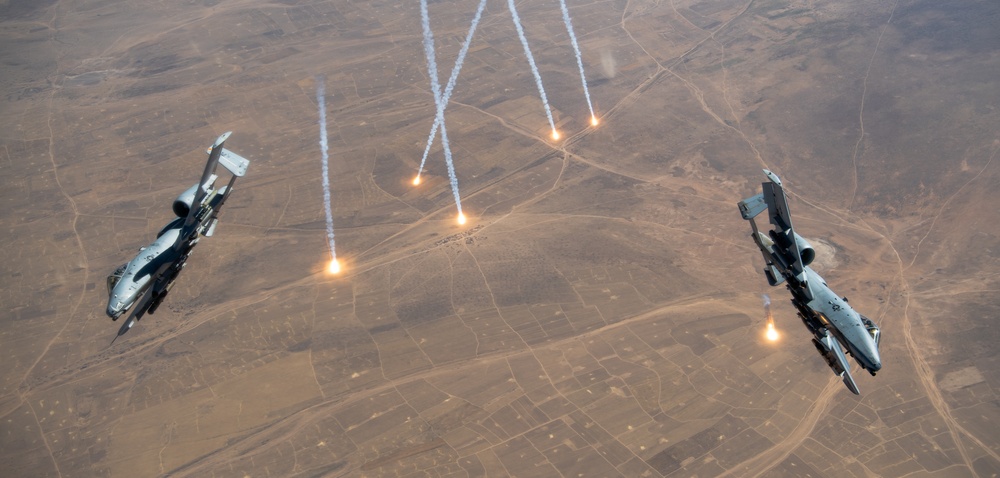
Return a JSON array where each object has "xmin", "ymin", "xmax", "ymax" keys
[
  {"xmin": 107, "ymin": 301, "xmax": 122, "ymax": 319},
  {"xmin": 867, "ymin": 345, "xmax": 882, "ymax": 372}
]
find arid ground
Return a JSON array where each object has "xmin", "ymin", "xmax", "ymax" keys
[{"xmin": 1, "ymin": 0, "xmax": 998, "ymax": 476}]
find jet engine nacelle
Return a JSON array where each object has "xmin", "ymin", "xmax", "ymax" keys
[
  {"xmin": 172, "ymin": 184, "xmax": 199, "ymax": 217},
  {"xmin": 793, "ymin": 232, "xmax": 815, "ymax": 266},
  {"xmin": 766, "ymin": 230, "xmax": 816, "ymax": 267}
]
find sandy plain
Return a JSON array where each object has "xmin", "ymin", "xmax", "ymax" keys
[{"xmin": 1, "ymin": 0, "xmax": 998, "ymax": 476}]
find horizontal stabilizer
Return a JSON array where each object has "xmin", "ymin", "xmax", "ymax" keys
[
  {"xmin": 218, "ymin": 148, "xmax": 250, "ymax": 177},
  {"xmin": 738, "ymin": 193, "xmax": 767, "ymax": 220}
]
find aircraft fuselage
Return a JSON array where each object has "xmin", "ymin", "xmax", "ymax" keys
[
  {"xmin": 106, "ymin": 225, "xmax": 184, "ymax": 319},
  {"xmin": 796, "ymin": 267, "xmax": 882, "ymax": 375}
]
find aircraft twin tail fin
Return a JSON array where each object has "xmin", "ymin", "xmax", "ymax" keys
[
  {"xmin": 740, "ymin": 191, "xmax": 784, "ymax": 285},
  {"xmin": 200, "ymin": 134, "xmax": 251, "ymax": 238},
  {"xmin": 184, "ymin": 132, "xmax": 231, "ymax": 230},
  {"xmin": 737, "ymin": 170, "xmax": 812, "ymax": 287},
  {"xmin": 760, "ymin": 170, "xmax": 808, "ymax": 279}
]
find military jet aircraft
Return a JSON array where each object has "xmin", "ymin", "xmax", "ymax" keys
[
  {"xmin": 106, "ymin": 132, "xmax": 250, "ymax": 343},
  {"xmin": 738, "ymin": 170, "xmax": 881, "ymax": 394}
]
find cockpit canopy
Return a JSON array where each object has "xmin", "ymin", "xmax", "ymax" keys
[
  {"xmin": 106, "ymin": 263, "xmax": 127, "ymax": 295},
  {"xmin": 861, "ymin": 315, "xmax": 880, "ymax": 346},
  {"xmin": 867, "ymin": 325, "xmax": 880, "ymax": 346}
]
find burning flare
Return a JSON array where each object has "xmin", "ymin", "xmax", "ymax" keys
[
  {"xmin": 763, "ymin": 294, "xmax": 778, "ymax": 341},
  {"xmin": 591, "ymin": 116, "xmax": 599, "ymax": 127},
  {"xmin": 551, "ymin": 130, "xmax": 560, "ymax": 140},
  {"xmin": 765, "ymin": 320, "xmax": 779, "ymax": 341},
  {"xmin": 412, "ymin": 175, "xmax": 422, "ymax": 186},
  {"xmin": 457, "ymin": 212, "xmax": 467, "ymax": 225},
  {"xmin": 328, "ymin": 258, "xmax": 341, "ymax": 274}
]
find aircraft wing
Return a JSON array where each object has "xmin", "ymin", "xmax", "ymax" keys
[{"xmin": 813, "ymin": 330, "xmax": 861, "ymax": 395}]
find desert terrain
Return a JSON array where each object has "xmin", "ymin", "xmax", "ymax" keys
[{"xmin": 1, "ymin": 0, "xmax": 998, "ymax": 476}]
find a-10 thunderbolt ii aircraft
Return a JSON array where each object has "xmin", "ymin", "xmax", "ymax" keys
[
  {"xmin": 738, "ymin": 170, "xmax": 881, "ymax": 394},
  {"xmin": 105, "ymin": 132, "xmax": 250, "ymax": 343}
]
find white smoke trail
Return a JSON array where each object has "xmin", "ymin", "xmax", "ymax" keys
[
  {"xmin": 316, "ymin": 76, "xmax": 337, "ymax": 262},
  {"xmin": 762, "ymin": 294, "xmax": 771, "ymax": 306},
  {"xmin": 558, "ymin": 0, "xmax": 595, "ymax": 119},
  {"xmin": 420, "ymin": 0, "xmax": 463, "ymax": 215},
  {"xmin": 507, "ymin": 0, "xmax": 557, "ymax": 135},
  {"xmin": 416, "ymin": 0, "xmax": 489, "ymax": 180}
]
